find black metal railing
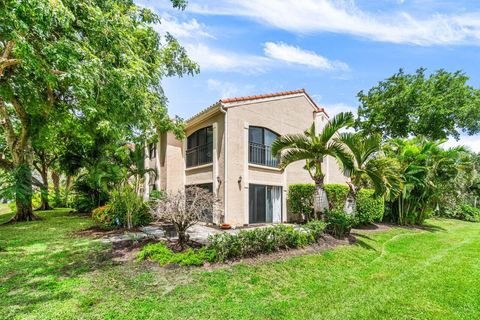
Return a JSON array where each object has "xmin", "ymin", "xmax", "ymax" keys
[
  {"xmin": 186, "ymin": 143, "xmax": 213, "ymax": 168},
  {"xmin": 249, "ymin": 142, "xmax": 279, "ymax": 167}
]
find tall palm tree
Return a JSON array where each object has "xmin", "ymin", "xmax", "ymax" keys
[
  {"xmin": 271, "ymin": 112, "xmax": 354, "ymax": 220},
  {"xmin": 338, "ymin": 132, "xmax": 402, "ymax": 215}
]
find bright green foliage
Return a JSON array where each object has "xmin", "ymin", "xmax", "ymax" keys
[
  {"xmin": 208, "ymin": 224, "xmax": 324, "ymax": 262},
  {"xmin": 356, "ymin": 68, "xmax": 480, "ymax": 140},
  {"xmin": 91, "ymin": 187, "xmax": 151, "ymax": 230},
  {"xmin": 383, "ymin": 138, "xmax": 477, "ymax": 225},
  {"xmin": 138, "ymin": 242, "xmax": 216, "ymax": 266},
  {"xmin": 338, "ymin": 132, "xmax": 402, "ymax": 206},
  {"xmin": 1, "ymin": 210, "xmax": 480, "ymax": 319},
  {"xmin": 304, "ymin": 220, "xmax": 327, "ymax": 242},
  {"xmin": 457, "ymin": 204, "xmax": 480, "ymax": 222},
  {"xmin": 289, "ymin": 184, "xmax": 384, "ymax": 225},
  {"xmin": 324, "ymin": 184, "xmax": 350, "ymax": 209},
  {"xmin": 91, "ymin": 205, "xmax": 115, "ymax": 229},
  {"xmin": 355, "ymin": 189, "xmax": 385, "ymax": 225},
  {"xmin": 272, "ymin": 112, "xmax": 354, "ymax": 216},
  {"xmin": 325, "ymin": 210, "xmax": 353, "ymax": 238},
  {"xmin": 0, "ymin": 0, "xmax": 198, "ymax": 221},
  {"xmin": 109, "ymin": 186, "xmax": 151, "ymax": 229},
  {"xmin": 287, "ymin": 184, "xmax": 315, "ymax": 220}
]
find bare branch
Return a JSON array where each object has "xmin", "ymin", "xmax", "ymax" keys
[
  {"xmin": 0, "ymin": 98, "xmax": 18, "ymax": 150},
  {"xmin": 0, "ymin": 41, "xmax": 21, "ymax": 77},
  {"xmin": 151, "ymin": 187, "xmax": 220, "ymax": 247}
]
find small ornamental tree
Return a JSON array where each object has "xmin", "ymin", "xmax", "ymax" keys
[{"xmin": 152, "ymin": 187, "xmax": 219, "ymax": 248}]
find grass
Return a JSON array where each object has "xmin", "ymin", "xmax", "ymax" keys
[{"xmin": 1, "ymin": 209, "xmax": 479, "ymax": 319}]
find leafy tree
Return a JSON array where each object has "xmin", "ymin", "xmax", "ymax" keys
[
  {"xmin": 356, "ymin": 68, "xmax": 480, "ymax": 140},
  {"xmin": 339, "ymin": 132, "xmax": 401, "ymax": 215},
  {"xmin": 0, "ymin": 0, "xmax": 198, "ymax": 221},
  {"xmin": 272, "ymin": 112, "xmax": 354, "ymax": 219}
]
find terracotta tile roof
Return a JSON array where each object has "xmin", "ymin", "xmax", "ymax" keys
[
  {"xmin": 186, "ymin": 88, "xmax": 327, "ymax": 123},
  {"xmin": 220, "ymin": 88, "xmax": 327, "ymax": 115}
]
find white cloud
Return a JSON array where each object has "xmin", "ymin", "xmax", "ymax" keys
[
  {"xmin": 185, "ymin": 43, "xmax": 269, "ymax": 74},
  {"xmin": 322, "ymin": 102, "xmax": 357, "ymax": 117},
  {"xmin": 153, "ymin": 14, "xmax": 214, "ymax": 39},
  {"xmin": 264, "ymin": 42, "xmax": 348, "ymax": 71},
  {"xmin": 187, "ymin": 0, "xmax": 480, "ymax": 46},
  {"xmin": 207, "ymin": 79, "xmax": 255, "ymax": 98},
  {"xmin": 444, "ymin": 135, "xmax": 480, "ymax": 153}
]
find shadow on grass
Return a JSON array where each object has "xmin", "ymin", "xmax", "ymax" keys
[
  {"xmin": 0, "ymin": 209, "xmax": 115, "ymax": 318},
  {"xmin": 352, "ymin": 233, "xmax": 378, "ymax": 251}
]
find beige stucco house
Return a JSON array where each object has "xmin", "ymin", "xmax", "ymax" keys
[{"xmin": 144, "ymin": 89, "xmax": 347, "ymax": 226}]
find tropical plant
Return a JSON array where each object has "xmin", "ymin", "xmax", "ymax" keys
[
  {"xmin": 0, "ymin": 0, "xmax": 197, "ymax": 222},
  {"xmin": 338, "ymin": 132, "xmax": 402, "ymax": 215},
  {"xmin": 272, "ymin": 112, "xmax": 354, "ymax": 219}
]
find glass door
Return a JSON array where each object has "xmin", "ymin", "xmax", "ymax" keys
[{"xmin": 249, "ymin": 184, "xmax": 282, "ymax": 224}]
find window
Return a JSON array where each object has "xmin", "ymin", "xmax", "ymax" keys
[
  {"xmin": 148, "ymin": 143, "xmax": 156, "ymax": 159},
  {"xmin": 186, "ymin": 126, "xmax": 213, "ymax": 168},
  {"xmin": 248, "ymin": 127, "xmax": 279, "ymax": 167}
]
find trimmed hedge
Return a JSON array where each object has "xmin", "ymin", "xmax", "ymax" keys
[
  {"xmin": 288, "ymin": 184, "xmax": 384, "ymax": 226},
  {"xmin": 355, "ymin": 189, "xmax": 384, "ymax": 225},
  {"xmin": 208, "ymin": 222, "xmax": 327, "ymax": 262}
]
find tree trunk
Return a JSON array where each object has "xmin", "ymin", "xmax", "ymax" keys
[
  {"xmin": 344, "ymin": 183, "xmax": 357, "ymax": 216},
  {"xmin": 177, "ymin": 229, "xmax": 189, "ymax": 248},
  {"xmin": 313, "ymin": 176, "xmax": 329, "ymax": 221},
  {"xmin": 64, "ymin": 175, "xmax": 72, "ymax": 207},
  {"xmin": 11, "ymin": 163, "xmax": 37, "ymax": 221},
  {"xmin": 51, "ymin": 171, "xmax": 61, "ymax": 207},
  {"xmin": 38, "ymin": 165, "xmax": 51, "ymax": 211}
]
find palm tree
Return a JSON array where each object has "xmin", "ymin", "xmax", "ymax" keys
[
  {"xmin": 271, "ymin": 112, "xmax": 354, "ymax": 220},
  {"xmin": 338, "ymin": 132, "xmax": 402, "ymax": 215}
]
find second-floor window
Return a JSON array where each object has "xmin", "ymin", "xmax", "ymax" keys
[
  {"xmin": 148, "ymin": 143, "xmax": 156, "ymax": 159},
  {"xmin": 186, "ymin": 126, "xmax": 213, "ymax": 168},
  {"xmin": 249, "ymin": 126, "xmax": 279, "ymax": 167}
]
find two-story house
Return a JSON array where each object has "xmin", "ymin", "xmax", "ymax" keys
[{"xmin": 144, "ymin": 89, "xmax": 347, "ymax": 226}]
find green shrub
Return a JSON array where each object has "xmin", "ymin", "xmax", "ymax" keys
[
  {"xmin": 138, "ymin": 242, "xmax": 216, "ymax": 266},
  {"xmin": 457, "ymin": 205, "xmax": 480, "ymax": 222},
  {"xmin": 324, "ymin": 184, "xmax": 349, "ymax": 210},
  {"xmin": 288, "ymin": 184, "xmax": 315, "ymax": 220},
  {"xmin": 71, "ymin": 176, "xmax": 109, "ymax": 213},
  {"xmin": 91, "ymin": 188, "xmax": 151, "ymax": 230},
  {"xmin": 325, "ymin": 209, "xmax": 353, "ymax": 238},
  {"xmin": 92, "ymin": 205, "xmax": 116, "ymax": 229},
  {"xmin": 208, "ymin": 224, "xmax": 324, "ymax": 262},
  {"xmin": 288, "ymin": 184, "xmax": 384, "ymax": 226},
  {"xmin": 355, "ymin": 189, "xmax": 385, "ymax": 225},
  {"xmin": 109, "ymin": 187, "xmax": 152, "ymax": 228},
  {"xmin": 304, "ymin": 220, "xmax": 327, "ymax": 242}
]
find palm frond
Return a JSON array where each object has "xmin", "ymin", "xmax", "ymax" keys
[{"xmin": 319, "ymin": 112, "xmax": 354, "ymax": 144}]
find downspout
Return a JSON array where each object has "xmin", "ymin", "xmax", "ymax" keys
[{"xmin": 219, "ymin": 103, "xmax": 228, "ymax": 224}]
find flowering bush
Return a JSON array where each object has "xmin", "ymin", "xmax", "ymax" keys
[{"xmin": 92, "ymin": 205, "xmax": 116, "ymax": 229}]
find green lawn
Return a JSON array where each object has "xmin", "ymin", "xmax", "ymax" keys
[{"xmin": 1, "ymin": 209, "xmax": 479, "ymax": 319}]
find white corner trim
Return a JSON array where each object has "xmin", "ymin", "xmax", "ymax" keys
[{"xmin": 219, "ymin": 105, "xmax": 228, "ymax": 223}]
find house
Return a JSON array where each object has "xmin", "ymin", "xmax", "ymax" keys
[{"xmin": 144, "ymin": 89, "xmax": 347, "ymax": 226}]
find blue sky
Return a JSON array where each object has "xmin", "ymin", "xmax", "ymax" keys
[{"xmin": 137, "ymin": 0, "xmax": 480, "ymax": 151}]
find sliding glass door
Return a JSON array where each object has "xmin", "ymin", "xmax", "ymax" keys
[{"xmin": 249, "ymin": 184, "xmax": 282, "ymax": 224}]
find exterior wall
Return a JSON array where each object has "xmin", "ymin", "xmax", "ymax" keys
[
  {"xmin": 148, "ymin": 110, "xmax": 226, "ymax": 224},
  {"xmin": 225, "ymin": 95, "xmax": 341, "ymax": 226},
  {"xmin": 147, "ymin": 93, "xmax": 346, "ymax": 226}
]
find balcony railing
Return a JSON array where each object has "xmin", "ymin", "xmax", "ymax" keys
[
  {"xmin": 186, "ymin": 143, "xmax": 212, "ymax": 168},
  {"xmin": 249, "ymin": 142, "xmax": 279, "ymax": 168}
]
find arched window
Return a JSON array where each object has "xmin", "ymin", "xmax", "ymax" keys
[
  {"xmin": 248, "ymin": 126, "xmax": 279, "ymax": 167},
  {"xmin": 186, "ymin": 126, "xmax": 213, "ymax": 168}
]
